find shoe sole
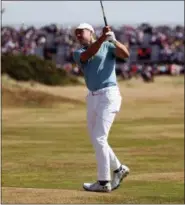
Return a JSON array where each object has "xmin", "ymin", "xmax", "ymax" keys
[
  {"xmin": 111, "ymin": 171, "xmax": 129, "ymax": 191},
  {"xmin": 83, "ymin": 185, "xmax": 111, "ymax": 193}
]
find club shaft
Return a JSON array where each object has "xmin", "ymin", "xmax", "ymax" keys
[{"xmin": 100, "ymin": 0, "xmax": 108, "ymax": 26}]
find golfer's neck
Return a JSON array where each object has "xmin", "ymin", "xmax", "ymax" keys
[{"xmin": 83, "ymin": 39, "xmax": 95, "ymax": 47}]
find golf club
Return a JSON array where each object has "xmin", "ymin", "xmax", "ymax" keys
[{"xmin": 100, "ymin": 0, "xmax": 108, "ymax": 26}]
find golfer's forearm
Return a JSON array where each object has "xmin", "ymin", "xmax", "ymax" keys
[
  {"xmin": 80, "ymin": 36, "xmax": 106, "ymax": 62},
  {"xmin": 114, "ymin": 40, "xmax": 130, "ymax": 59}
]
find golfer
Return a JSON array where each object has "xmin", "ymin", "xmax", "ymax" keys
[{"xmin": 73, "ymin": 23, "xmax": 130, "ymax": 192}]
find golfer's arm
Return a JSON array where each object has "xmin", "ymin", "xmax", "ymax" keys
[
  {"xmin": 80, "ymin": 36, "xmax": 106, "ymax": 63},
  {"xmin": 114, "ymin": 41, "xmax": 130, "ymax": 59}
]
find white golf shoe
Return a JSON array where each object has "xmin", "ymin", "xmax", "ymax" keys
[
  {"xmin": 111, "ymin": 165, "xmax": 130, "ymax": 191},
  {"xmin": 83, "ymin": 181, "xmax": 111, "ymax": 192}
]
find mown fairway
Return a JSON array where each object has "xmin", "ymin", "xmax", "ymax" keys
[{"xmin": 2, "ymin": 75, "xmax": 184, "ymax": 204}]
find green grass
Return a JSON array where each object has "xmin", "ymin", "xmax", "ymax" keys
[{"xmin": 2, "ymin": 76, "xmax": 184, "ymax": 204}]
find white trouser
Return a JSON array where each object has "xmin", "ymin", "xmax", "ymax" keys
[{"xmin": 86, "ymin": 86, "xmax": 122, "ymax": 181}]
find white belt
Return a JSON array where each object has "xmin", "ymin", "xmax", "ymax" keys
[{"xmin": 90, "ymin": 86, "xmax": 119, "ymax": 96}]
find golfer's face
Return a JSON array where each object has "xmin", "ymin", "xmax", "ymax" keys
[{"xmin": 75, "ymin": 29, "xmax": 92, "ymax": 44}]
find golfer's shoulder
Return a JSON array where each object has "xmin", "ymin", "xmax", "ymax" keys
[
  {"xmin": 74, "ymin": 47, "xmax": 83, "ymax": 53},
  {"xmin": 73, "ymin": 47, "xmax": 86, "ymax": 56}
]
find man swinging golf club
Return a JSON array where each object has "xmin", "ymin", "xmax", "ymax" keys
[{"xmin": 73, "ymin": 22, "xmax": 130, "ymax": 192}]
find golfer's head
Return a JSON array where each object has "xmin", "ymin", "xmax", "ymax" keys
[{"xmin": 75, "ymin": 23, "xmax": 95, "ymax": 45}]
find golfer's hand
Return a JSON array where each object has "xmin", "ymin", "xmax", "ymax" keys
[
  {"xmin": 106, "ymin": 31, "xmax": 117, "ymax": 43},
  {"xmin": 101, "ymin": 26, "xmax": 112, "ymax": 40},
  {"xmin": 103, "ymin": 26, "xmax": 111, "ymax": 34}
]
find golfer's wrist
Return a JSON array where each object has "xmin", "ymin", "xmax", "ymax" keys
[{"xmin": 111, "ymin": 39, "xmax": 117, "ymax": 45}]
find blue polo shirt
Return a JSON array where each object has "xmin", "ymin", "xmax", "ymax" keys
[{"xmin": 73, "ymin": 41, "xmax": 117, "ymax": 91}]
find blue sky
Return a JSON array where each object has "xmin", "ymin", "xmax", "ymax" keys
[{"xmin": 2, "ymin": 1, "xmax": 184, "ymax": 27}]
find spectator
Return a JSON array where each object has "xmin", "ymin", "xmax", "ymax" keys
[{"xmin": 1, "ymin": 23, "xmax": 184, "ymax": 78}]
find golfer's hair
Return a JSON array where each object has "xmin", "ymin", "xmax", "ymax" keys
[{"xmin": 91, "ymin": 33, "xmax": 97, "ymax": 42}]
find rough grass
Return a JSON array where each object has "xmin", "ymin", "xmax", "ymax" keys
[{"xmin": 2, "ymin": 75, "xmax": 184, "ymax": 204}]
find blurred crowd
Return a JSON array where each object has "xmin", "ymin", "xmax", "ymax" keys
[{"xmin": 1, "ymin": 23, "xmax": 184, "ymax": 79}]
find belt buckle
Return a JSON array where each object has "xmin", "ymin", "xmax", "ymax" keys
[{"xmin": 92, "ymin": 91, "xmax": 98, "ymax": 96}]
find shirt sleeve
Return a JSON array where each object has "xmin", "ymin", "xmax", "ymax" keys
[
  {"xmin": 106, "ymin": 41, "xmax": 116, "ymax": 56},
  {"xmin": 73, "ymin": 49, "xmax": 84, "ymax": 67}
]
